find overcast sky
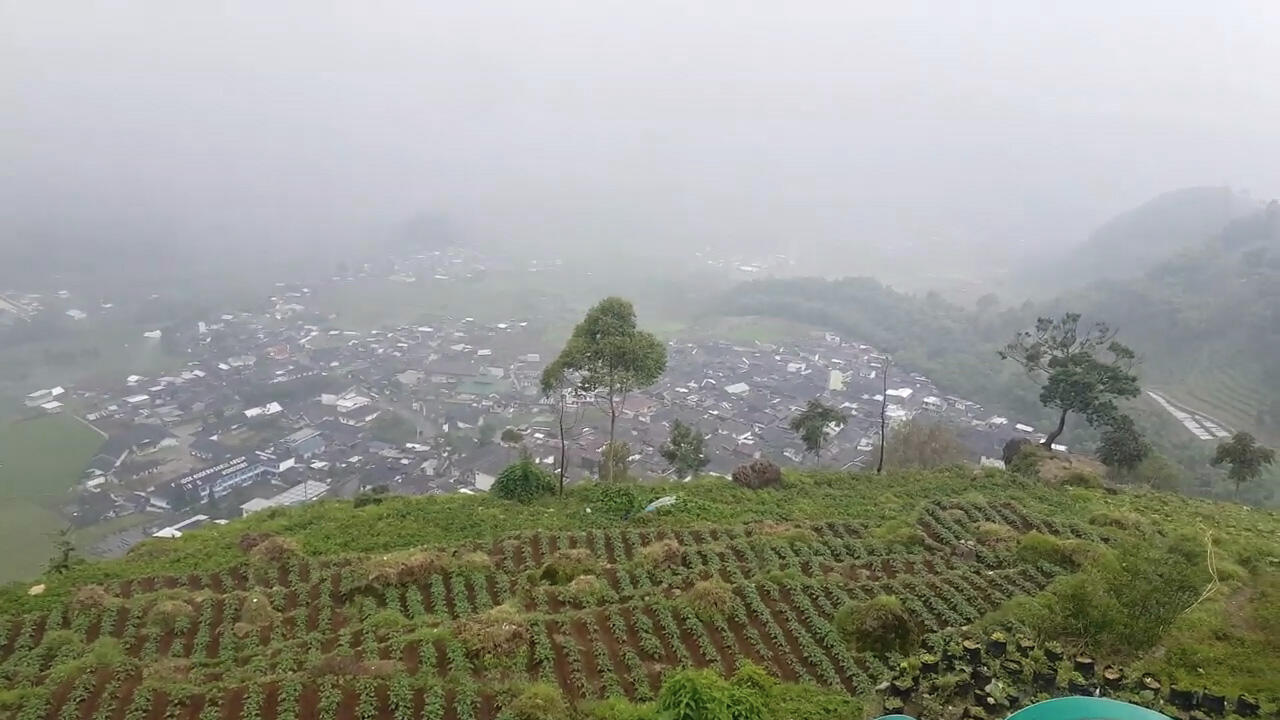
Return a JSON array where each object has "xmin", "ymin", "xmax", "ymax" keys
[{"xmin": 3, "ymin": 1, "xmax": 1279, "ymax": 277}]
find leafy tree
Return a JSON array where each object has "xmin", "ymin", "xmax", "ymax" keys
[
  {"xmin": 660, "ymin": 420, "xmax": 708, "ymax": 478},
  {"xmin": 45, "ymin": 526, "xmax": 78, "ymax": 575},
  {"xmin": 998, "ymin": 313, "xmax": 1140, "ymax": 447},
  {"xmin": 599, "ymin": 441, "xmax": 631, "ymax": 482},
  {"xmin": 1211, "ymin": 432, "xmax": 1277, "ymax": 497},
  {"xmin": 880, "ymin": 417, "xmax": 967, "ymax": 470},
  {"xmin": 1096, "ymin": 414, "xmax": 1150, "ymax": 472},
  {"xmin": 500, "ymin": 427, "xmax": 523, "ymax": 445},
  {"xmin": 477, "ymin": 421, "xmax": 497, "ymax": 446},
  {"xmin": 492, "ymin": 454, "xmax": 556, "ymax": 503},
  {"xmin": 539, "ymin": 358, "xmax": 583, "ymax": 496},
  {"xmin": 788, "ymin": 399, "xmax": 847, "ymax": 466},
  {"xmin": 369, "ymin": 411, "xmax": 416, "ymax": 444},
  {"xmin": 550, "ymin": 297, "xmax": 667, "ymax": 481}
]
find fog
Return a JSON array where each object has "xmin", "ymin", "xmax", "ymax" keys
[{"xmin": 4, "ymin": 1, "xmax": 1280, "ymax": 284}]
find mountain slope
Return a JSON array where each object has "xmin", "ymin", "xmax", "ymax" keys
[{"xmin": 1, "ymin": 469, "xmax": 1277, "ymax": 719}]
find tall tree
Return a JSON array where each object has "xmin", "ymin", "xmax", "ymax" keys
[
  {"xmin": 877, "ymin": 357, "xmax": 889, "ymax": 474},
  {"xmin": 540, "ymin": 358, "xmax": 583, "ymax": 496},
  {"xmin": 1096, "ymin": 414, "xmax": 1151, "ymax": 472},
  {"xmin": 789, "ymin": 399, "xmax": 847, "ymax": 466},
  {"xmin": 660, "ymin": 420, "xmax": 709, "ymax": 479},
  {"xmin": 553, "ymin": 297, "xmax": 667, "ymax": 481},
  {"xmin": 599, "ymin": 441, "xmax": 632, "ymax": 482},
  {"xmin": 998, "ymin": 313, "xmax": 1140, "ymax": 447},
  {"xmin": 1211, "ymin": 432, "xmax": 1276, "ymax": 498}
]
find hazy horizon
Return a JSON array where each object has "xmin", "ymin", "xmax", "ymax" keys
[{"xmin": 5, "ymin": 1, "xmax": 1280, "ymax": 284}]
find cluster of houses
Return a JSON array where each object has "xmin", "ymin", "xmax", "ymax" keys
[{"xmin": 11, "ymin": 251, "xmax": 1052, "ymax": 557}]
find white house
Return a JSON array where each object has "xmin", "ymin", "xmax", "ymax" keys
[
  {"xmin": 724, "ymin": 382, "xmax": 750, "ymax": 396},
  {"xmin": 921, "ymin": 396, "xmax": 947, "ymax": 412}
]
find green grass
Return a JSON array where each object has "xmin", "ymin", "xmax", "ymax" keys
[{"xmin": 0, "ymin": 413, "xmax": 104, "ymax": 583}]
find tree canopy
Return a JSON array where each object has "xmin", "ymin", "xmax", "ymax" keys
[
  {"xmin": 999, "ymin": 313, "xmax": 1140, "ymax": 446},
  {"xmin": 788, "ymin": 399, "xmax": 847, "ymax": 466},
  {"xmin": 1211, "ymin": 432, "xmax": 1277, "ymax": 497},
  {"xmin": 492, "ymin": 455, "xmax": 556, "ymax": 503},
  {"xmin": 1097, "ymin": 414, "xmax": 1151, "ymax": 472},
  {"xmin": 660, "ymin": 420, "xmax": 709, "ymax": 479},
  {"xmin": 881, "ymin": 418, "xmax": 967, "ymax": 470}
]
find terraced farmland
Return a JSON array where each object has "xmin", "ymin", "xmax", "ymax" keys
[{"xmin": 0, "ymin": 498, "xmax": 1089, "ymax": 720}]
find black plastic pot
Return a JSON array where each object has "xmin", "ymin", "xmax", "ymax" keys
[
  {"xmin": 1102, "ymin": 665, "xmax": 1124, "ymax": 689},
  {"xmin": 1034, "ymin": 670, "xmax": 1057, "ymax": 691},
  {"xmin": 963, "ymin": 638, "xmax": 982, "ymax": 663},
  {"xmin": 1140, "ymin": 674, "xmax": 1161, "ymax": 693},
  {"xmin": 1235, "ymin": 694, "xmax": 1260, "ymax": 717},
  {"xmin": 1073, "ymin": 655, "xmax": 1095, "ymax": 678},
  {"xmin": 987, "ymin": 634, "xmax": 1007, "ymax": 658},
  {"xmin": 1068, "ymin": 678, "xmax": 1095, "ymax": 696},
  {"xmin": 1199, "ymin": 691, "xmax": 1226, "ymax": 716},
  {"xmin": 891, "ymin": 677, "xmax": 916, "ymax": 698},
  {"xmin": 971, "ymin": 664, "xmax": 993, "ymax": 687},
  {"xmin": 1016, "ymin": 637, "xmax": 1036, "ymax": 656},
  {"xmin": 1169, "ymin": 685, "xmax": 1198, "ymax": 710},
  {"xmin": 1044, "ymin": 644, "xmax": 1063, "ymax": 663},
  {"xmin": 1000, "ymin": 658, "xmax": 1023, "ymax": 677}
]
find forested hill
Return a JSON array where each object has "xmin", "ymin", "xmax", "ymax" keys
[
  {"xmin": 1, "ymin": 469, "xmax": 1277, "ymax": 719},
  {"xmin": 1020, "ymin": 186, "xmax": 1258, "ymax": 292}
]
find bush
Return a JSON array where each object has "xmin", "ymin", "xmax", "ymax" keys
[
  {"xmin": 455, "ymin": 551, "xmax": 493, "ymax": 571},
  {"xmin": 505, "ymin": 682, "xmax": 568, "ymax": 720},
  {"xmin": 1087, "ymin": 509, "xmax": 1146, "ymax": 531},
  {"xmin": 456, "ymin": 604, "xmax": 528, "ymax": 656},
  {"xmin": 1002, "ymin": 438, "xmax": 1034, "ymax": 467},
  {"xmin": 147, "ymin": 599, "xmax": 194, "ymax": 629},
  {"xmin": 72, "ymin": 585, "xmax": 116, "ymax": 610},
  {"xmin": 565, "ymin": 575, "xmax": 615, "ymax": 605},
  {"xmin": 975, "ymin": 522, "xmax": 1017, "ymax": 546},
  {"xmin": 238, "ymin": 591, "xmax": 279, "ymax": 627},
  {"xmin": 249, "ymin": 535, "xmax": 300, "ymax": 563},
  {"xmin": 493, "ymin": 457, "xmax": 556, "ymax": 503},
  {"xmin": 732, "ymin": 459, "xmax": 782, "ymax": 490},
  {"xmin": 364, "ymin": 609, "xmax": 410, "ymax": 635},
  {"xmin": 539, "ymin": 548, "xmax": 597, "ymax": 585},
  {"xmin": 639, "ymin": 539, "xmax": 683, "ymax": 569},
  {"xmin": 1061, "ymin": 470, "xmax": 1103, "ymax": 489},
  {"xmin": 833, "ymin": 595, "xmax": 921, "ymax": 654},
  {"xmin": 360, "ymin": 550, "xmax": 448, "ymax": 587},
  {"xmin": 1015, "ymin": 532, "xmax": 1099, "ymax": 570},
  {"xmin": 871, "ymin": 518, "xmax": 925, "ymax": 549},
  {"xmin": 684, "ymin": 579, "xmax": 734, "ymax": 619},
  {"xmin": 657, "ymin": 667, "xmax": 769, "ymax": 720},
  {"xmin": 583, "ymin": 482, "xmax": 645, "ymax": 519}
]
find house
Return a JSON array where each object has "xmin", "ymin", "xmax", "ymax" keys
[
  {"xmin": 281, "ymin": 427, "xmax": 325, "ymax": 458},
  {"xmin": 885, "ymin": 388, "xmax": 914, "ymax": 403},
  {"xmin": 24, "ymin": 386, "xmax": 65, "ymax": 408},
  {"xmin": 921, "ymin": 396, "xmax": 947, "ymax": 412},
  {"xmin": 724, "ymin": 382, "xmax": 750, "ymax": 396},
  {"xmin": 239, "ymin": 480, "xmax": 329, "ymax": 516}
]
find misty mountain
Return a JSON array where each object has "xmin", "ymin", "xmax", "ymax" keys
[{"xmin": 1023, "ymin": 186, "xmax": 1258, "ymax": 292}]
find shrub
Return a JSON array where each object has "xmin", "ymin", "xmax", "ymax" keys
[
  {"xmin": 505, "ymin": 682, "xmax": 568, "ymax": 720},
  {"xmin": 72, "ymin": 585, "xmax": 116, "ymax": 610},
  {"xmin": 493, "ymin": 457, "xmax": 556, "ymax": 503},
  {"xmin": 360, "ymin": 550, "xmax": 448, "ymax": 587},
  {"xmin": 1002, "ymin": 438, "xmax": 1034, "ymax": 468},
  {"xmin": 1015, "ymin": 532, "xmax": 1099, "ymax": 570},
  {"xmin": 147, "ymin": 599, "xmax": 195, "ymax": 629},
  {"xmin": 583, "ymin": 483, "xmax": 645, "ymax": 519},
  {"xmin": 639, "ymin": 539, "xmax": 683, "ymax": 569},
  {"xmin": 732, "ymin": 459, "xmax": 782, "ymax": 490},
  {"xmin": 565, "ymin": 575, "xmax": 614, "ymax": 605},
  {"xmin": 455, "ymin": 551, "xmax": 494, "ymax": 571},
  {"xmin": 1087, "ymin": 509, "xmax": 1146, "ymax": 531},
  {"xmin": 833, "ymin": 595, "xmax": 921, "ymax": 654},
  {"xmin": 583, "ymin": 697, "xmax": 661, "ymax": 720},
  {"xmin": 684, "ymin": 579, "xmax": 733, "ymax": 619},
  {"xmin": 539, "ymin": 548, "xmax": 597, "ymax": 585},
  {"xmin": 871, "ymin": 518, "xmax": 925, "ymax": 549},
  {"xmin": 364, "ymin": 609, "xmax": 410, "ymax": 636},
  {"xmin": 975, "ymin": 522, "xmax": 1017, "ymax": 546},
  {"xmin": 1061, "ymin": 470, "xmax": 1103, "ymax": 489},
  {"xmin": 238, "ymin": 591, "xmax": 279, "ymax": 627},
  {"xmin": 657, "ymin": 667, "xmax": 769, "ymax": 720},
  {"xmin": 456, "ymin": 604, "xmax": 528, "ymax": 656},
  {"xmin": 249, "ymin": 535, "xmax": 300, "ymax": 563}
]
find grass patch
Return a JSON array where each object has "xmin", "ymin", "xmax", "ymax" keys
[{"xmin": 0, "ymin": 414, "xmax": 104, "ymax": 583}]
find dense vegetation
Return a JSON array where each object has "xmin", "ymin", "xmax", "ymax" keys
[
  {"xmin": 714, "ymin": 201, "xmax": 1280, "ymax": 505},
  {"xmin": 2, "ymin": 466, "xmax": 1278, "ymax": 719}
]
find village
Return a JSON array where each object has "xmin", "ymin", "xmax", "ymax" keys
[{"xmin": 8, "ymin": 252, "xmax": 1043, "ymax": 560}]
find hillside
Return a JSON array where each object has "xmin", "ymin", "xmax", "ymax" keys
[
  {"xmin": 2, "ymin": 468, "xmax": 1278, "ymax": 720},
  {"xmin": 1024, "ymin": 186, "xmax": 1257, "ymax": 292}
]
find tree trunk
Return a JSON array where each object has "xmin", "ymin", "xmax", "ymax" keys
[
  {"xmin": 557, "ymin": 401, "xmax": 567, "ymax": 496},
  {"xmin": 877, "ymin": 360, "xmax": 889, "ymax": 474},
  {"xmin": 1042, "ymin": 408, "xmax": 1068, "ymax": 447},
  {"xmin": 607, "ymin": 393, "xmax": 618, "ymax": 482}
]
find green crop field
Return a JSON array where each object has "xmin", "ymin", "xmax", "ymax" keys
[{"xmin": 0, "ymin": 413, "xmax": 104, "ymax": 584}]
